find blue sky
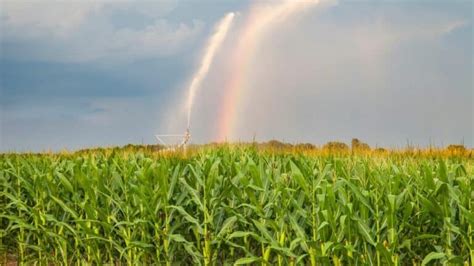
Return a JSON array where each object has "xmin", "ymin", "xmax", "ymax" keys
[{"xmin": 0, "ymin": 0, "xmax": 472, "ymax": 151}]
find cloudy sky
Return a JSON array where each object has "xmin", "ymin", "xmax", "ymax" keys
[{"xmin": 0, "ymin": 0, "xmax": 472, "ymax": 151}]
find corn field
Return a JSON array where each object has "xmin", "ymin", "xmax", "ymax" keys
[{"xmin": 1, "ymin": 148, "xmax": 473, "ymax": 265}]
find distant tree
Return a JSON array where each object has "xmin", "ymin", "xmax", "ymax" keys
[
  {"xmin": 323, "ymin": 141, "xmax": 349, "ymax": 151},
  {"xmin": 295, "ymin": 143, "xmax": 316, "ymax": 150},
  {"xmin": 123, "ymin": 144, "xmax": 136, "ymax": 149},
  {"xmin": 374, "ymin": 147, "xmax": 386, "ymax": 153},
  {"xmin": 446, "ymin": 144, "xmax": 466, "ymax": 153},
  {"xmin": 265, "ymin": 140, "xmax": 293, "ymax": 149},
  {"xmin": 351, "ymin": 138, "xmax": 370, "ymax": 151}
]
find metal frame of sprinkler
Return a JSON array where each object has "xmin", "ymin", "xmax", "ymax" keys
[{"xmin": 155, "ymin": 128, "xmax": 191, "ymax": 151}]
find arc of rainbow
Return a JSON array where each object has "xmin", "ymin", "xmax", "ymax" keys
[{"xmin": 217, "ymin": 0, "xmax": 321, "ymax": 141}]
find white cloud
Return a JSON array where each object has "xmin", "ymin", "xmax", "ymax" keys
[
  {"xmin": 109, "ymin": 19, "xmax": 204, "ymax": 59},
  {"xmin": 111, "ymin": 1, "xmax": 178, "ymax": 19},
  {"xmin": 2, "ymin": 1, "xmax": 102, "ymax": 37},
  {"xmin": 1, "ymin": 0, "xmax": 204, "ymax": 62}
]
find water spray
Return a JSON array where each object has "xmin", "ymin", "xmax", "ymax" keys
[
  {"xmin": 186, "ymin": 12, "xmax": 235, "ymax": 129},
  {"xmin": 156, "ymin": 12, "xmax": 234, "ymax": 149}
]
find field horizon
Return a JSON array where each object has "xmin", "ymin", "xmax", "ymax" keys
[{"xmin": 2, "ymin": 138, "xmax": 472, "ymax": 157}]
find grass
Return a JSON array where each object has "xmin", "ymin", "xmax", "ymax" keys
[{"xmin": 1, "ymin": 145, "xmax": 473, "ymax": 265}]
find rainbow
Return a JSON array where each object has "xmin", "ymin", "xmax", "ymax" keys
[{"xmin": 216, "ymin": 0, "xmax": 321, "ymax": 141}]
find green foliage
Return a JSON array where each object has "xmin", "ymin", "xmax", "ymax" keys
[{"xmin": 0, "ymin": 149, "xmax": 473, "ymax": 265}]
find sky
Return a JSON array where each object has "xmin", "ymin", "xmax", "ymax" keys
[{"xmin": 0, "ymin": 0, "xmax": 472, "ymax": 152}]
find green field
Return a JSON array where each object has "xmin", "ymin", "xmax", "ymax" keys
[{"xmin": 1, "ymin": 147, "xmax": 473, "ymax": 265}]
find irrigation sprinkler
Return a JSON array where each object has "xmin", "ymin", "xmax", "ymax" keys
[
  {"xmin": 154, "ymin": 13, "xmax": 233, "ymax": 152},
  {"xmin": 155, "ymin": 128, "xmax": 191, "ymax": 151}
]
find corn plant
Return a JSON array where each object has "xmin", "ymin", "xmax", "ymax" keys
[{"xmin": 0, "ymin": 148, "xmax": 473, "ymax": 265}]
